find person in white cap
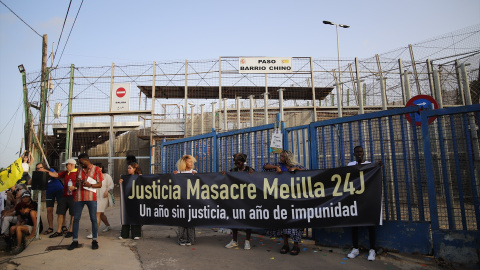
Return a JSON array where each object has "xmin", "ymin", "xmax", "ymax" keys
[{"xmin": 46, "ymin": 158, "xmax": 78, "ymax": 238}]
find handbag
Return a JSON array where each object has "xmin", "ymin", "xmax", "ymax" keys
[{"xmin": 108, "ymin": 191, "xmax": 115, "ymax": 206}]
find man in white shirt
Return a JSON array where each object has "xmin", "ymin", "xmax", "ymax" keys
[{"xmin": 346, "ymin": 145, "xmax": 378, "ymax": 261}]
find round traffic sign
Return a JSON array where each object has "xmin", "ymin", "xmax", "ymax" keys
[
  {"xmin": 116, "ymin": 87, "xmax": 126, "ymax": 98},
  {"xmin": 405, "ymin": 95, "xmax": 439, "ymax": 126}
]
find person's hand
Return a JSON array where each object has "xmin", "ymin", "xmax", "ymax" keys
[
  {"xmin": 248, "ymin": 168, "xmax": 254, "ymax": 175},
  {"xmin": 220, "ymin": 171, "xmax": 226, "ymax": 175},
  {"xmin": 68, "ymin": 185, "xmax": 75, "ymax": 191},
  {"xmin": 173, "ymin": 171, "xmax": 178, "ymax": 174},
  {"xmin": 119, "ymin": 179, "xmax": 123, "ymax": 183},
  {"xmin": 289, "ymin": 167, "xmax": 297, "ymax": 173},
  {"xmin": 275, "ymin": 166, "xmax": 282, "ymax": 174},
  {"xmin": 104, "ymin": 191, "xmax": 109, "ymax": 198},
  {"xmin": 377, "ymin": 160, "xmax": 383, "ymax": 167},
  {"xmin": 191, "ymin": 171, "xmax": 196, "ymax": 175}
]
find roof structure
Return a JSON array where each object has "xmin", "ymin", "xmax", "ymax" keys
[{"xmin": 137, "ymin": 86, "xmax": 334, "ymax": 100}]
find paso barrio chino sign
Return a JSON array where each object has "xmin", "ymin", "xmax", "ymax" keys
[
  {"xmin": 238, "ymin": 57, "xmax": 292, "ymax": 73},
  {"xmin": 120, "ymin": 164, "xmax": 382, "ymax": 229}
]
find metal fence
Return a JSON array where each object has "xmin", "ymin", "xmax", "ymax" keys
[{"xmin": 21, "ymin": 24, "xmax": 480, "ymax": 181}]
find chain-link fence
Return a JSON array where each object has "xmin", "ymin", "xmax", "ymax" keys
[{"xmin": 23, "ymin": 24, "xmax": 480, "ymax": 178}]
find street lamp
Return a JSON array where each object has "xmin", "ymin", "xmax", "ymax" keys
[
  {"xmin": 18, "ymin": 64, "xmax": 25, "ymax": 73},
  {"xmin": 323, "ymin": 20, "xmax": 350, "ymax": 117}
]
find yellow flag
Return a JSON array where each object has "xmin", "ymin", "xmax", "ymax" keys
[{"xmin": 0, "ymin": 158, "xmax": 24, "ymax": 192}]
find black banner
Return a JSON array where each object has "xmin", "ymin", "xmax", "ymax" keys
[{"xmin": 120, "ymin": 163, "xmax": 382, "ymax": 228}]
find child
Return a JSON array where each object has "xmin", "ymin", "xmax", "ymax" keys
[{"xmin": 173, "ymin": 155, "xmax": 197, "ymax": 245}]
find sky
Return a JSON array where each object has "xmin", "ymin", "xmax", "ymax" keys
[{"xmin": 0, "ymin": 0, "xmax": 479, "ymax": 168}]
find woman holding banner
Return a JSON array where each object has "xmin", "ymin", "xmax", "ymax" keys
[
  {"xmin": 119, "ymin": 163, "xmax": 142, "ymax": 240},
  {"xmin": 263, "ymin": 150, "xmax": 305, "ymax": 256},
  {"xmin": 173, "ymin": 155, "xmax": 197, "ymax": 246}
]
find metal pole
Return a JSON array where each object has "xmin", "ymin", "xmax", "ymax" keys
[
  {"xmin": 151, "ymin": 61, "xmax": 156, "ymax": 173},
  {"xmin": 236, "ymin": 96, "xmax": 241, "ymax": 130},
  {"xmin": 249, "ymin": 95, "xmax": 254, "ymax": 127},
  {"xmin": 409, "ymin": 44, "xmax": 422, "ymax": 95},
  {"xmin": 200, "ymin": 104, "xmax": 205, "ymax": 134},
  {"xmin": 211, "ymin": 102, "xmax": 216, "ymax": 131},
  {"xmin": 335, "ymin": 24, "xmax": 343, "ymax": 118},
  {"xmin": 223, "ymin": 98, "xmax": 228, "ymax": 131},
  {"xmin": 376, "ymin": 54, "xmax": 387, "ymax": 110},
  {"xmin": 310, "ymin": 57, "xmax": 317, "ymax": 122},
  {"xmin": 108, "ymin": 63, "xmax": 115, "ymax": 177},
  {"xmin": 426, "ymin": 59, "xmax": 435, "ymax": 98},
  {"xmin": 65, "ymin": 64, "xmax": 75, "ymax": 158},
  {"xmin": 398, "ymin": 59, "xmax": 406, "ymax": 105},
  {"xmin": 184, "ymin": 60, "xmax": 188, "ymax": 137},
  {"xmin": 404, "ymin": 71, "xmax": 412, "ymax": 102},
  {"xmin": 355, "ymin": 58, "xmax": 364, "ymax": 114},
  {"xmin": 278, "ymin": 88, "xmax": 284, "ymax": 122},
  {"xmin": 190, "ymin": 105, "xmax": 195, "ymax": 136},
  {"xmin": 455, "ymin": 60, "xmax": 465, "ymax": 105},
  {"xmin": 265, "ymin": 74, "xmax": 269, "ymax": 124},
  {"xmin": 432, "ymin": 70, "xmax": 444, "ymax": 109},
  {"xmin": 218, "ymin": 57, "xmax": 222, "ymax": 130}
]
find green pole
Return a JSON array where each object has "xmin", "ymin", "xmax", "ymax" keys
[{"xmin": 65, "ymin": 64, "xmax": 74, "ymax": 158}]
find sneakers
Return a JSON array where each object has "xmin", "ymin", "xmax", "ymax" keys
[
  {"xmin": 368, "ymin": 249, "xmax": 376, "ymax": 261},
  {"xmin": 244, "ymin": 240, "xmax": 251, "ymax": 250},
  {"xmin": 133, "ymin": 237, "xmax": 140, "ymax": 240},
  {"xmin": 86, "ymin": 233, "xmax": 93, "ymax": 239},
  {"xmin": 118, "ymin": 236, "xmax": 123, "ymax": 240},
  {"xmin": 347, "ymin": 248, "xmax": 360, "ymax": 259},
  {"xmin": 92, "ymin": 240, "xmax": 99, "ymax": 250},
  {"xmin": 185, "ymin": 241, "xmax": 192, "ymax": 246},
  {"xmin": 225, "ymin": 239, "xmax": 238, "ymax": 248},
  {"xmin": 67, "ymin": 241, "xmax": 79, "ymax": 250},
  {"xmin": 102, "ymin": 226, "xmax": 111, "ymax": 232},
  {"xmin": 178, "ymin": 240, "xmax": 186, "ymax": 246}
]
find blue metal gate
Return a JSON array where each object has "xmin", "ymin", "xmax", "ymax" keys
[{"xmin": 159, "ymin": 105, "xmax": 480, "ymax": 265}]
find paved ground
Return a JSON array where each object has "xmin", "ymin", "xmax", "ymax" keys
[{"xmin": 0, "ymin": 200, "xmax": 457, "ymax": 270}]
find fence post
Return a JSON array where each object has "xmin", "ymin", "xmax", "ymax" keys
[{"xmin": 355, "ymin": 58, "xmax": 364, "ymax": 114}]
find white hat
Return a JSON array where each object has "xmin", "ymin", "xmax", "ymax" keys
[{"xmin": 62, "ymin": 158, "xmax": 77, "ymax": 165}]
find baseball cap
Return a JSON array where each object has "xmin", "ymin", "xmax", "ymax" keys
[
  {"xmin": 21, "ymin": 192, "xmax": 31, "ymax": 198},
  {"xmin": 62, "ymin": 158, "xmax": 77, "ymax": 165}
]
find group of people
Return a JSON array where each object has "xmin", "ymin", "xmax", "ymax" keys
[
  {"xmin": 169, "ymin": 147, "xmax": 379, "ymax": 261},
  {"xmin": 0, "ymin": 152, "xmax": 115, "ymax": 253},
  {"xmin": 4, "ymin": 147, "xmax": 379, "ymax": 260}
]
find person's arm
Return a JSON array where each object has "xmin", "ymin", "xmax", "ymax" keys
[
  {"xmin": 28, "ymin": 152, "xmax": 34, "ymax": 166},
  {"xmin": 37, "ymin": 168, "xmax": 58, "ymax": 178},
  {"xmin": 26, "ymin": 211, "xmax": 37, "ymax": 239},
  {"xmin": 263, "ymin": 164, "xmax": 282, "ymax": 173},
  {"xmin": 289, "ymin": 166, "xmax": 304, "ymax": 172}
]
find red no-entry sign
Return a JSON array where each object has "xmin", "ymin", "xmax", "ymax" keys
[{"xmin": 116, "ymin": 87, "xmax": 126, "ymax": 98}]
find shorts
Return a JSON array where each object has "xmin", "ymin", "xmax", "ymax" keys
[
  {"xmin": 27, "ymin": 225, "xmax": 33, "ymax": 234},
  {"xmin": 46, "ymin": 189, "xmax": 63, "ymax": 208},
  {"xmin": 56, "ymin": 196, "xmax": 74, "ymax": 216}
]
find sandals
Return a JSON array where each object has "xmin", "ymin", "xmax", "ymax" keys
[
  {"xmin": 65, "ymin": 232, "xmax": 73, "ymax": 238},
  {"xmin": 280, "ymin": 245, "xmax": 290, "ymax": 254},
  {"xmin": 62, "ymin": 226, "xmax": 68, "ymax": 234},
  {"xmin": 49, "ymin": 232, "xmax": 63, "ymax": 238},
  {"xmin": 290, "ymin": 245, "xmax": 300, "ymax": 256},
  {"xmin": 43, "ymin": 228, "xmax": 53, "ymax": 235}
]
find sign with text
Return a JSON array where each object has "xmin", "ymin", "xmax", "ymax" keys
[
  {"xmin": 120, "ymin": 164, "xmax": 382, "ymax": 228},
  {"xmin": 238, "ymin": 57, "xmax": 292, "ymax": 74},
  {"xmin": 111, "ymin": 83, "xmax": 130, "ymax": 112}
]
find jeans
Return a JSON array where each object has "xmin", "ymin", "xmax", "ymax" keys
[{"xmin": 73, "ymin": 201, "xmax": 97, "ymax": 241}]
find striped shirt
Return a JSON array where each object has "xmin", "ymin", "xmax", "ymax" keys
[{"xmin": 75, "ymin": 164, "xmax": 103, "ymax": 202}]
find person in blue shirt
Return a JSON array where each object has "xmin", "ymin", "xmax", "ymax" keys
[{"xmin": 34, "ymin": 162, "xmax": 64, "ymax": 235}]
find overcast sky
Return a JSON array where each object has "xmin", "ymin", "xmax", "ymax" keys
[{"xmin": 1, "ymin": 0, "xmax": 479, "ymax": 168}]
